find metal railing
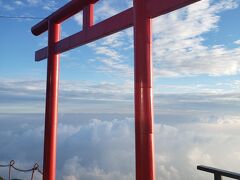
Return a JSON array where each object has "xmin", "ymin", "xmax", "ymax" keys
[{"xmin": 197, "ymin": 165, "xmax": 240, "ymax": 180}]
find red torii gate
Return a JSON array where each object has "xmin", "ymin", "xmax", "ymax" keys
[{"xmin": 32, "ymin": 0, "xmax": 199, "ymax": 179}]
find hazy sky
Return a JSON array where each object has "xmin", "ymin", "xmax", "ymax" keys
[{"xmin": 0, "ymin": 0, "xmax": 240, "ymax": 179}]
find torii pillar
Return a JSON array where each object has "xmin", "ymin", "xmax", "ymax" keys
[{"xmin": 134, "ymin": 1, "xmax": 155, "ymax": 179}]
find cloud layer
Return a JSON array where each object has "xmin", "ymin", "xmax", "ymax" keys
[
  {"xmin": 1, "ymin": 114, "xmax": 240, "ymax": 180},
  {"xmin": 1, "ymin": 79, "xmax": 240, "ymax": 115}
]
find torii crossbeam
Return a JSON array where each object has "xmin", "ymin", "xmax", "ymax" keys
[{"xmin": 31, "ymin": 0, "xmax": 200, "ymax": 180}]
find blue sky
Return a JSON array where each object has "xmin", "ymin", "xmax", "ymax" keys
[
  {"xmin": 0, "ymin": 0, "xmax": 240, "ymax": 82},
  {"xmin": 0, "ymin": 0, "xmax": 240, "ymax": 180}
]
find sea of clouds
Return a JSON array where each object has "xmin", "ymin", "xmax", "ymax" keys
[
  {"xmin": 1, "ymin": 112, "xmax": 240, "ymax": 180},
  {"xmin": 0, "ymin": 0, "xmax": 240, "ymax": 179}
]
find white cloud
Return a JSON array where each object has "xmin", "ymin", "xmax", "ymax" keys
[
  {"xmin": 71, "ymin": 0, "xmax": 134, "ymax": 77},
  {"xmin": 73, "ymin": 12, "xmax": 83, "ymax": 26},
  {"xmin": 188, "ymin": 147, "xmax": 213, "ymax": 166},
  {"xmin": 3, "ymin": 4, "xmax": 15, "ymax": 11},
  {"xmin": 26, "ymin": 0, "xmax": 41, "ymax": 5},
  {"xmin": 152, "ymin": 0, "xmax": 240, "ymax": 77},
  {"xmin": 14, "ymin": 1, "xmax": 24, "ymax": 6},
  {"xmin": 42, "ymin": 1, "xmax": 57, "ymax": 11},
  {"xmin": 94, "ymin": 0, "xmax": 120, "ymax": 22},
  {"xmin": 234, "ymin": 39, "xmax": 240, "ymax": 45},
  {"xmin": 74, "ymin": 0, "xmax": 240, "ymax": 78},
  {"xmin": 1, "ymin": 114, "xmax": 240, "ymax": 179},
  {"xmin": 0, "ymin": 79, "xmax": 134, "ymax": 113},
  {"xmin": 0, "ymin": 0, "xmax": 60, "ymax": 13},
  {"xmin": 1, "ymin": 79, "xmax": 240, "ymax": 115},
  {"xmin": 88, "ymin": 30, "xmax": 133, "ymax": 76}
]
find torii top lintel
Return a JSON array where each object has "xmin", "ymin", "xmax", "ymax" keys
[{"xmin": 32, "ymin": 0, "xmax": 199, "ymax": 61}]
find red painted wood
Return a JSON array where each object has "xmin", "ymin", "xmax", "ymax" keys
[
  {"xmin": 134, "ymin": 0, "xmax": 155, "ymax": 180},
  {"xmin": 32, "ymin": 0, "xmax": 198, "ymax": 36},
  {"xmin": 33, "ymin": 0, "xmax": 200, "ymax": 61},
  {"xmin": 43, "ymin": 22, "xmax": 60, "ymax": 180},
  {"xmin": 31, "ymin": 1, "xmax": 201, "ymax": 180},
  {"xmin": 35, "ymin": 8, "xmax": 133, "ymax": 61},
  {"xmin": 83, "ymin": 4, "xmax": 94, "ymax": 30},
  {"xmin": 31, "ymin": 0, "xmax": 99, "ymax": 36},
  {"xmin": 35, "ymin": 47, "xmax": 47, "ymax": 61}
]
